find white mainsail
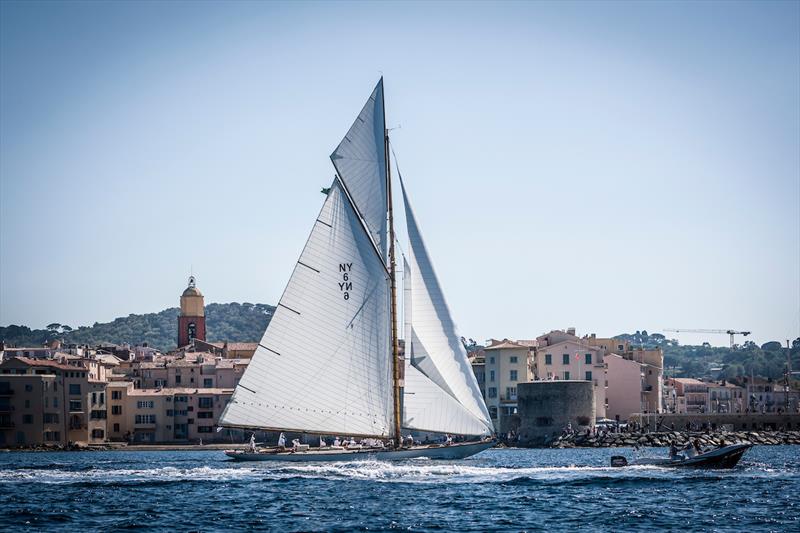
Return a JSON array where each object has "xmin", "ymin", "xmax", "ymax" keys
[
  {"xmin": 330, "ymin": 78, "xmax": 388, "ymax": 262},
  {"xmin": 219, "ymin": 179, "xmax": 393, "ymax": 437},
  {"xmin": 400, "ymin": 177, "xmax": 494, "ymax": 436}
]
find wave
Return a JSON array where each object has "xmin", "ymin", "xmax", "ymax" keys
[{"xmin": 1, "ymin": 455, "xmax": 795, "ymax": 486}]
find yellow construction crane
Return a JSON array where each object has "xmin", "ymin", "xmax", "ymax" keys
[{"xmin": 664, "ymin": 329, "xmax": 751, "ymax": 348}]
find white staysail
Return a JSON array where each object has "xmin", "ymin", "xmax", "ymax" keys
[
  {"xmin": 219, "ymin": 179, "xmax": 393, "ymax": 437},
  {"xmin": 330, "ymin": 78, "xmax": 388, "ymax": 262},
  {"xmin": 404, "ymin": 363, "xmax": 494, "ymax": 436},
  {"xmin": 403, "ymin": 259, "xmax": 492, "ymax": 436},
  {"xmin": 400, "ymin": 177, "xmax": 493, "ymax": 435}
]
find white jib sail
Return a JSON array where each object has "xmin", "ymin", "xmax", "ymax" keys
[
  {"xmin": 402, "ymin": 259, "xmax": 492, "ymax": 436},
  {"xmin": 400, "ymin": 177, "xmax": 493, "ymax": 435},
  {"xmin": 220, "ymin": 179, "xmax": 393, "ymax": 437},
  {"xmin": 330, "ymin": 79, "xmax": 388, "ymax": 262}
]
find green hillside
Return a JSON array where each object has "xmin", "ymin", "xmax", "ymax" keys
[
  {"xmin": 616, "ymin": 330, "xmax": 800, "ymax": 381},
  {"xmin": 1, "ymin": 302, "xmax": 274, "ymax": 352}
]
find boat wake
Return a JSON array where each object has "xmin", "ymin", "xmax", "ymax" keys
[
  {"xmin": 0, "ymin": 458, "xmax": 663, "ymax": 486},
  {"xmin": 1, "ymin": 453, "xmax": 788, "ymax": 487}
]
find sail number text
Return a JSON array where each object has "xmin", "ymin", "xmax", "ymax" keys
[{"xmin": 339, "ymin": 263, "xmax": 353, "ymax": 300}]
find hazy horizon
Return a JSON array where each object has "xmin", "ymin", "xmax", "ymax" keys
[{"xmin": 1, "ymin": 1, "xmax": 798, "ymax": 348}]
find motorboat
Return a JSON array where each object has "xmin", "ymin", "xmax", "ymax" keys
[{"xmin": 611, "ymin": 443, "xmax": 752, "ymax": 469}]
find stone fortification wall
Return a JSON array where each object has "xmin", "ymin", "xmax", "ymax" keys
[
  {"xmin": 629, "ymin": 413, "xmax": 800, "ymax": 432},
  {"xmin": 550, "ymin": 429, "xmax": 800, "ymax": 448}
]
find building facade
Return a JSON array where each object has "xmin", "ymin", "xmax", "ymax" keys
[
  {"xmin": 178, "ymin": 276, "xmax": 206, "ymax": 347},
  {"xmin": 484, "ymin": 339, "xmax": 533, "ymax": 434}
]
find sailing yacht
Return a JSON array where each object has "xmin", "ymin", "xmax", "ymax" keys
[{"xmin": 220, "ymin": 79, "xmax": 495, "ymax": 461}]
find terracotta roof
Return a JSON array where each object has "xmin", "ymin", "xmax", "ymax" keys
[
  {"xmin": 128, "ymin": 387, "xmax": 234, "ymax": 396},
  {"xmin": 485, "ymin": 339, "xmax": 529, "ymax": 351},
  {"xmin": 3, "ymin": 356, "xmax": 78, "ymax": 371},
  {"xmin": 672, "ymin": 378, "xmax": 706, "ymax": 385},
  {"xmin": 225, "ymin": 343, "xmax": 258, "ymax": 351}
]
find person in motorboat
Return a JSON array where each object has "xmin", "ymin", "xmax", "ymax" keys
[
  {"xmin": 277, "ymin": 432, "xmax": 287, "ymax": 450},
  {"xmin": 333, "ymin": 437, "xmax": 341, "ymax": 447},
  {"xmin": 319, "ymin": 436, "xmax": 327, "ymax": 448},
  {"xmin": 683, "ymin": 441, "xmax": 697, "ymax": 458},
  {"xmin": 445, "ymin": 434, "xmax": 453, "ymax": 446},
  {"xmin": 693, "ymin": 439, "xmax": 704, "ymax": 456},
  {"xmin": 669, "ymin": 442, "xmax": 679, "ymax": 460},
  {"xmin": 291, "ymin": 438, "xmax": 301, "ymax": 451},
  {"xmin": 249, "ymin": 433, "xmax": 257, "ymax": 453}
]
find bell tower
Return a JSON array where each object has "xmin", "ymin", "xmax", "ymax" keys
[{"xmin": 178, "ymin": 276, "xmax": 206, "ymax": 347}]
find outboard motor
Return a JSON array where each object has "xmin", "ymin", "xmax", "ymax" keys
[{"xmin": 610, "ymin": 455, "xmax": 628, "ymax": 467}]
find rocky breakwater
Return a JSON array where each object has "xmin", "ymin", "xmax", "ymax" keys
[{"xmin": 550, "ymin": 430, "xmax": 800, "ymax": 448}]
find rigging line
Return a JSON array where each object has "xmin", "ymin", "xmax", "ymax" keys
[
  {"xmin": 258, "ymin": 287, "xmax": 392, "ymax": 429},
  {"xmin": 346, "ymin": 279, "xmax": 379, "ymax": 330}
]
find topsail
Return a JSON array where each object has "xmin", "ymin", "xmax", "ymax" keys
[{"xmin": 330, "ymin": 79, "xmax": 389, "ymax": 262}]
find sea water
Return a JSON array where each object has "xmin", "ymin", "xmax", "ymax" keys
[{"xmin": 0, "ymin": 445, "xmax": 797, "ymax": 531}]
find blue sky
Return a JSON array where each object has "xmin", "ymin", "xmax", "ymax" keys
[{"xmin": 1, "ymin": 1, "xmax": 798, "ymax": 347}]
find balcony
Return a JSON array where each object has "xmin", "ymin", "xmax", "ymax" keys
[
  {"xmin": 134, "ymin": 422, "xmax": 156, "ymax": 429},
  {"xmin": 0, "ymin": 420, "xmax": 15, "ymax": 429}
]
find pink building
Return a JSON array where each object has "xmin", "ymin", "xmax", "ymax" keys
[{"xmin": 605, "ymin": 354, "xmax": 643, "ymax": 421}]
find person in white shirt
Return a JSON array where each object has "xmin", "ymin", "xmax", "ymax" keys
[{"xmin": 277, "ymin": 432, "xmax": 286, "ymax": 450}]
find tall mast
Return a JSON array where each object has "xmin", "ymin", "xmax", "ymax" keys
[{"xmin": 385, "ymin": 86, "xmax": 402, "ymax": 448}]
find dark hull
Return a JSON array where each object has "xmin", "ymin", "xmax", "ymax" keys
[
  {"xmin": 225, "ymin": 440, "xmax": 496, "ymax": 462},
  {"xmin": 630, "ymin": 444, "xmax": 752, "ymax": 469}
]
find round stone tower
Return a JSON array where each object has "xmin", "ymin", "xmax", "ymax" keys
[
  {"xmin": 178, "ymin": 276, "xmax": 205, "ymax": 347},
  {"xmin": 516, "ymin": 381, "xmax": 595, "ymax": 446}
]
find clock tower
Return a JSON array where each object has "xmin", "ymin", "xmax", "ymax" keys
[{"xmin": 178, "ymin": 276, "xmax": 206, "ymax": 347}]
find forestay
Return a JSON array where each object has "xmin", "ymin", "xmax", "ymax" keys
[
  {"xmin": 219, "ymin": 179, "xmax": 393, "ymax": 437},
  {"xmin": 400, "ymin": 178, "xmax": 493, "ymax": 435},
  {"xmin": 330, "ymin": 78, "xmax": 388, "ymax": 262}
]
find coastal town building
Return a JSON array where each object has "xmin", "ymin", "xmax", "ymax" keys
[
  {"xmin": 0, "ymin": 278, "xmax": 254, "ymax": 447},
  {"xmin": 484, "ymin": 339, "xmax": 535, "ymax": 433},
  {"xmin": 481, "ymin": 329, "xmax": 666, "ymax": 430},
  {"xmin": 604, "ymin": 353, "xmax": 644, "ymax": 422},
  {"xmin": 669, "ymin": 378, "xmax": 710, "ymax": 413},
  {"xmin": 0, "ymin": 356, "xmax": 115, "ymax": 446},
  {"xmin": 106, "ymin": 382, "xmax": 233, "ymax": 443},
  {"xmin": 467, "ymin": 348, "xmax": 486, "ymax": 399},
  {"xmin": 532, "ymin": 329, "xmax": 607, "ymax": 418}
]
